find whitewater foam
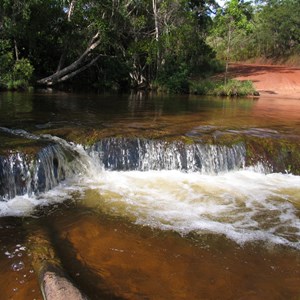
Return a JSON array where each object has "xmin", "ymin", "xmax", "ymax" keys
[
  {"xmin": 0, "ymin": 128, "xmax": 299, "ymax": 248},
  {"xmin": 81, "ymin": 169, "xmax": 300, "ymax": 249},
  {"xmin": 1, "ymin": 168, "xmax": 300, "ymax": 248}
]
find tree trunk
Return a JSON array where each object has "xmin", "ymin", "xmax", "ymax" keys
[
  {"xmin": 130, "ymin": 60, "xmax": 147, "ymax": 89},
  {"xmin": 152, "ymin": 0, "xmax": 159, "ymax": 43},
  {"xmin": 14, "ymin": 39, "xmax": 19, "ymax": 61},
  {"xmin": 56, "ymin": 54, "xmax": 101, "ymax": 83},
  {"xmin": 56, "ymin": 51, "xmax": 66, "ymax": 72},
  {"xmin": 37, "ymin": 32, "xmax": 101, "ymax": 86},
  {"xmin": 27, "ymin": 223, "xmax": 88, "ymax": 300},
  {"xmin": 225, "ymin": 20, "xmax": 233, "ymax": 84},
  {"xmin": 152, "ymin": 0, "xmax": 160, "ymax": 73},
  {"xmin": 68, "ymin": 0, "xmax": 77, "ymax": 22}
]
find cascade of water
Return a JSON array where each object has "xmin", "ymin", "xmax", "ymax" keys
[
  {"xmin": 0, "ymin": 128, "xmax": 97, "ymax": 201},
  {"xmin": 0, "ymin": 144, "xmax": 78, "ymax": 201},
  {"xmin": 89, "ymin": 138, "xmax": 246, "ymax": 173},
  {"xmin": 0, "ymin": 152, "xmax": 31, "ymax": 200},
  {"xmin": 2, "ymin": 130, "xmax": 300, "ymax": 249},
  {"xmin": 0, "ymin": 128, "xmax": 254, "ymax": 201}
]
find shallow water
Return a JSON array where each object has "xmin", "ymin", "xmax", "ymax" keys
[
  {"xmin": 1, "ymin": 91, "xmax": 300, "ymax": 299},
  {"xmin": 2, "ymin": 207, "xmax": 300, "ymax": 300}
]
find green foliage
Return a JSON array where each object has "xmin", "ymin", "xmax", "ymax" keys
[
  {"xmin": 0, "ymin": 46, "xmax": 34, "ymax": 90},
  {"xmin": 208, "ymin": 0, "xmax": 300, "ymax": 62},
  {"xmin": 253, "ymin": 0, "xmax": 300, "ymax": 58},
  {"xmin": 154, "ymin": 38, "xmax": 192, "ymax": 93},
  {"xmin": 208, "ymin": 0, "xmax": 254, "ymax": 62},
  {"xmin": 190, "ymin": 80, "xmax": 216, "ymax": 95},
  {"xmin": 213, "ymin": 80, "xmax": 256, "ymax": 96},
  {"xmin": 1, "ymin": 0, "xmax": 300, "ymax": 92},
  {"xmin": 162, "ymin": 65, "xmax": 190, "ymax": 94},
  {"xmin": 13, "ymin": 59, "xmax": 34, "ymax": 82},
  {"xmin": 196, "ymin": 59, "xmax": 226, "ymax": 78},
  {"xmin": 0, "ymin": 40, "xmax": 14, "ymax": 88},
  {"xmin": 0, "ymin": 0, "xmax": 219, "ymax": 91},
  {"xmin": 190, "ymin": 79, "xmax": 256, "ymax": 97}
]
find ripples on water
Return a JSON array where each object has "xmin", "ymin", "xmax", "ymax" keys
[
  {"xmin": 1, "ymin": 92, "xmax": 300, "ymax": 299},
  {"xmin": 1, "ymin": 167, "xmax": 300, "ymax": 249}
]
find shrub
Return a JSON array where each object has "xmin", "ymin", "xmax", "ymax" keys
[
  {"xmin": 0, "ymin": 58, "xmax": 34, "ymax": 90},
  {"xmin": 156, "ymin": 62, "xmax": 190, "ymax": 94},
  {"xmin": 190, "ymin": 79, "xmax": 257, "ymax": 97},
  {"xmin": 190, "ymin": 80, "xmax": 215, "ymax": 95},
  {"xmin": 165, "ymin": 71, "xmax": 190, "ymax": 94},
  {"xmin": 0, "ymin": 40, "xmax": 14, "ymax": 89},
  {"xmin": 13, "ymin": 58, "xmax": 34, "ymax": 82},
  {"xmin": 213, "ymin": 80, "xmax": 256, "ymax": 96}
]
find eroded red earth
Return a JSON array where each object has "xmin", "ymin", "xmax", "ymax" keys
[{"xmin": 229, "ymin": 63, "xmax": 300, "ymax": 99}]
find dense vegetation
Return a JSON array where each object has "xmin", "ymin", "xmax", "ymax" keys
[
  {"xmin": 0, "ymin": 0, "xmax": 299, "ymax": 92},
  {"xmin": 209, "ymin": 0, "xmax": 300, "ymax": 64}
]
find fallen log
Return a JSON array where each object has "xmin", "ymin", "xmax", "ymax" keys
[{"xmin": 27, "ymin": 225, "xmax": 88, "ymax": 300}]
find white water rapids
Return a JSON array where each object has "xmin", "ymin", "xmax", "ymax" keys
[
  {"xmin": 0, "ymin": 130, "xmax": 300, "ymax": 249},
  {"xmin": 1, "ymin": 166, "xmax": 300, "ymax": 249}
]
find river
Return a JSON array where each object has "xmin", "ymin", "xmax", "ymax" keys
[{"xmin": 0, "ymin": 91, "xmax": 300, "ymax": 299}]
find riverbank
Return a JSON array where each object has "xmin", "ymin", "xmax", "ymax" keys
[{"xmin": 228, "ymin": 63, "xmax": 300, "ymax": 99}]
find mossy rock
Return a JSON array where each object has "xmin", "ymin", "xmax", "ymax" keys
[
  {"xmin": 36, "ymin": 126, "xmax": 178, "ymax": 145},
  {"xmin": 183, "ymin": 125, "xmax": 300, "ymax": 175},
  {"xmin": 3, "ymin": 125, "xmax": 300, "ymax": 175},
  {"xmin": 0, "ymin": 132, "xmax": 51, "ymax": 157},
  {"xmin": 245, "ymin": 137, "xmax": 300, "ymax": 175}
]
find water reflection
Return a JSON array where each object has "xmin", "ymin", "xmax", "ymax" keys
[
  {"xmin": 1, "ymin": 91, "xmax": 300, "ymax": 135},
  {"xmin": 0, "ymin": 91, "xmax": 256, "ymax": 130},
  {"xmin": 1, "ymin": 91, "xmax": 300, "ymax": 299},
  {"xmin": 0, "ymin": 92, "xmax": 34, "ymax": 121}
]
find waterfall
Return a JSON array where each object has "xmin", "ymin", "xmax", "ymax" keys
[
  {"xmin": 0, "ymin": 144, "xmax": 79, "ymax": 201},
  {"xmin": 0, "ymin": 128, "xmax": 94, "ymax": 201},
  {"xmin": 89, "ymin": 138, "xmax": 246, "ymax": 173},
  {"xmin": 1, "ymin": 128, "xmax": 247, "ymax": 201},
  {"xmin": 0, "ymin": 136, "xmax": 247, "ymax": 201}
]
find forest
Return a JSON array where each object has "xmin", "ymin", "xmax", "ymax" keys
[{"xmin": 0, "ymin": 0, "xmax": 299, "ymax": 93}]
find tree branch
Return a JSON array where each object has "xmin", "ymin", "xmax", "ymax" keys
[
  {"xmin": 57, "ymin": 54, "xmax": 102, "ymax": 83},
  {"xmin": 37, "ymin": 31, "xmax": 101, "ymax": 85},
  {"xmin": 67, "ymin": 0, "xmax": 77, "ymax": 22}
]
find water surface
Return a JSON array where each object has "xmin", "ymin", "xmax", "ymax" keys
[{"xmin": 1, "ymin": 91, "xmax": 300, "ymax": 299}]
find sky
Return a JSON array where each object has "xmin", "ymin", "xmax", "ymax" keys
[{"xmin": 217, "ymin": 0, "xmax": 226, "ymax": 5}]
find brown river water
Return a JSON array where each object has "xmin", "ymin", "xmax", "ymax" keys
[{"xmin": 0, "ymin": 91, "xmax": 300, "ymax": 299}]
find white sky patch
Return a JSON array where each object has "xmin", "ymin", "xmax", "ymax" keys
[{"xmin": 216, "ymin": 0, "xmax": 226, "ymax": 6}]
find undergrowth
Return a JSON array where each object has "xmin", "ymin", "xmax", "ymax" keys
[{"xmin": 190, "ymin": 79, "xmax": 257, "ymax": 97}]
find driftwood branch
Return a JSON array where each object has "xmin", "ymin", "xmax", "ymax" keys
[
  {"xmin": 57, "ymin": 54, "xmax": 101, "ymax": 83},
  {"xmin": 27, "ymin": 224, "xmax": 88, "ymax": 300},
  {"xmin": 37, "ymin": 31, "xmax": 101, "ymax": 86}
]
